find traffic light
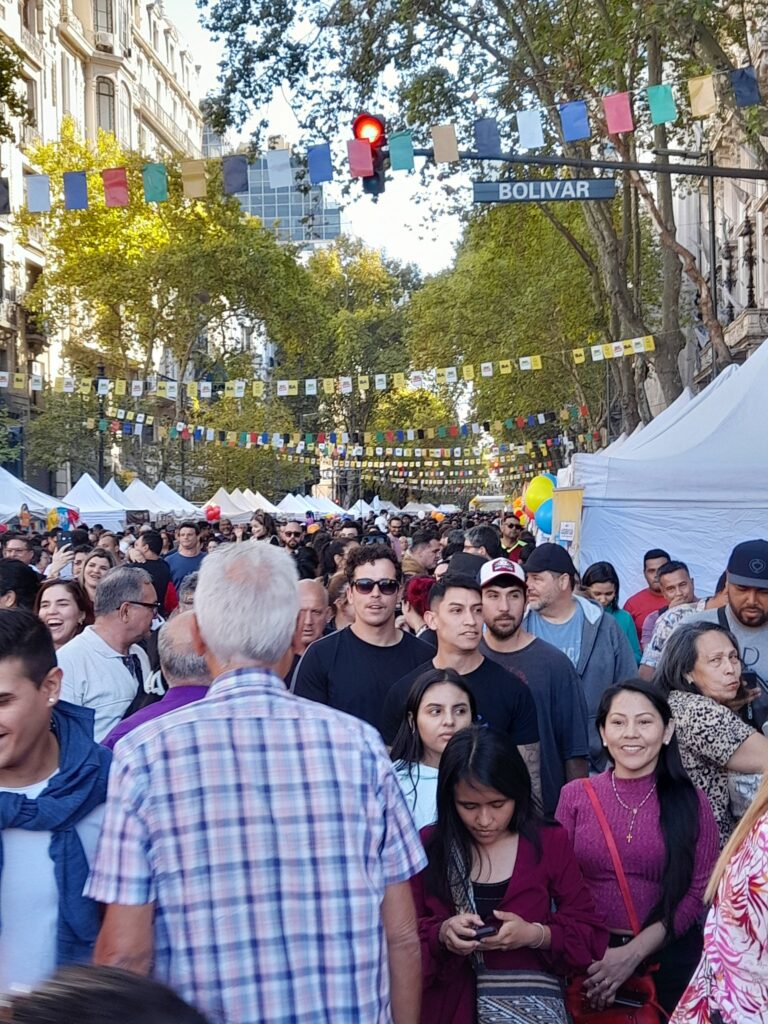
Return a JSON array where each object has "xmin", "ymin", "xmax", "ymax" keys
[{"xmin": 352, "ymin": 112, "xmax": 387, "ymax": 197}]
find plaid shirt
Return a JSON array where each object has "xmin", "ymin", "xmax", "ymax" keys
[{"xmin": 85, "ymin": 668, "xmax": 426, "ymax": 1024}]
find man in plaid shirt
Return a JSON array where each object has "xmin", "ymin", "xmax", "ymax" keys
[{"xmin": 87, "ymin": 541, "xmax": 426, "ymax": 1024}]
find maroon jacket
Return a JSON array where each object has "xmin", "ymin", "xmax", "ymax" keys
[{"xmin": 410, "ymin": 823, "xmax": 608, "ymax": 1024}]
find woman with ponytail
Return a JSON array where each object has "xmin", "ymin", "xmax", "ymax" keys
[
  {"xmin": 556, "ymin": 679, "xmax": 719, "ymax": 1015},
  {"xmin": 672, "ymin": 775, "xmax": 768, "ymax": 1023}
]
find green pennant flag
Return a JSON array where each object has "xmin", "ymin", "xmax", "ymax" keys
[
  {"xmin": 646, "ymin": 84, "xmax": 677, "ymax": 125},
  {"xmin": 389, "ymin": 131, "xmax": 415, "ymax": 171},
  {"xmin": 143, "ymin": 163, "xmax": 169, "ymax": 203}
]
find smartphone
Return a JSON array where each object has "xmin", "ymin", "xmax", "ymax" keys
[
  {"xmin": 613, "ymin": 994, "xmax": 646, "ymax": 1009},
  {"xmin": 473, "ymin": 925, "xmax": 498, "ymax": 939}
]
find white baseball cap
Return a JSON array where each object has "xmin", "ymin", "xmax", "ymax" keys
[{"xmin": 478, "ymin": 557, "xmax": 526, "ymax": 588}]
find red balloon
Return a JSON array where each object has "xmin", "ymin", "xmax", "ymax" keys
[{"xmin": 206, "ymin": 505, "xmax": 220, "ymax": 522}]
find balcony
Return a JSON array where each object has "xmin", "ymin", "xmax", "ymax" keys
[
  {"xmin": 22, "ymin": 310, "xmax": 46, "ymax": 353},
  {"xmin": 59, "ymin": 0, "xmax": 90, "ymax": 53},
  {"xmin": 20, "ymin": 26, "xmax": 44, "ymax": 65},
  {"xmin": 138, "ymin": 85, "xmax": 201, "ymax": 156}
]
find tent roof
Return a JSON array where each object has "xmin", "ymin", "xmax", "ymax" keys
[
  {"xmin": 276, "ymin": 493, "xmax": 310, "ymax": 515},
  {"xmin": 123, "ymin": 479, "xmax": 170, "ymax": 515},
  {"xmin": 242, "ymin": 489, "xmax": 280, "ymax": 514},
  {"xmin": 153, "ymin": 481, "xmax": 200, "ymax": 518},
  {"xmin": 63, "ymin": 473, "xmax": 126, "ymax": 529},
  {"xmin": 103, "ymin": 478, "xmax": 132, "ymax": 508},
  {"xmin": 346, "ymin": 499, "xmax": 372, "ymax": 516},
  {"xmin": 0, "ymin": 466, "xmax": 77, "ymax": 524},
  {"xmin": 201, "ymin": 488, "xmax": 251, "ymax": 521},
  {"xmin": 312, "ymin": 495, "xmax": 345, "ymax": 516}
]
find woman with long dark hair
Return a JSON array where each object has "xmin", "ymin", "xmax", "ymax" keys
[
  {"xmin": 411, "ymin": 726, "xmax": 606, "ymax": 1024},
  {"xmin": 390, "ymin": 668, "xmax": 476, "ymax": 830},
  {"xmin": 582, "ymin": 561, "xmax": 641, "ymax": 663},
  {"xmin": 556, "ymin": 679, "xmax": 718, "ymax": 1015}
]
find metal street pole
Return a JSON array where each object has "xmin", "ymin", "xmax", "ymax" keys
[
  {"xmin": 96, "ymin": 362, "xmax": 105, "ymax": 487},
  {"xmin": 707, "ymin": 151, "xmax": 719, "ymax": 381}
]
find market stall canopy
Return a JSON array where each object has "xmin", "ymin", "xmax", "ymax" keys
[
  {"xmin": 63, "ymin": 473, "xmax": 126, "ymax": 532},
  {"xmin": 123, "ymin": 479, "xmax": 170, "ymax": 518},
  {"xmin": 243, "ymin": 489, "xmax": 280, "ymax": 514},
  {"xmin": 346, "ymin": 498, "xmax": 372, "ymax": 517},
  {"xmin": 311, "ymin": 495, "xmax": 346, "ymax": 516},
  {"xmin": 104, "ymin": 478, "xmax": 132, "ymax": 509},
  {"xmin": 153, "ymin": 481, "xmax": 200, "ymax": 519},
  {"xmin": 276, "ymin": 493, "xmax": 311, "ymax": 516},
  {"xmin": 201, "ymin": 488, "xmax": 251, "ymax": 523},
  {"xmin": 571, "ymin": 345, "xmax": 767, "ymax": 596},
  {"xmin": 0, "ymin": 467, "xmax": 78, "ymax": 525}
]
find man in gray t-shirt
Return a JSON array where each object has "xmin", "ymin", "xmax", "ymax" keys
[{"xmin": 682, "ymin": 539, "xmax": 768, "ymax": 684}]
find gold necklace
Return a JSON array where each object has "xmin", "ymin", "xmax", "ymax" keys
[{"xmin": 610, "ymin": 771, "xmax": 657, "ymax": 844}]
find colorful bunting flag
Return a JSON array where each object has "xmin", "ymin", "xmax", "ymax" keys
[
  {"xmin": 517, "ymin": 108, "xmax": 545, "ymax": 149},
  {"xmin": 474, "ymin": 117, "xmax": 501, "ymax": 156},
  {"xmin": 265, "ymin": 148, "xmax": 293, "ymax": 189},
  {"xmin": 181, "ymin": 160, "xmax": 207, "ymax": 199},
  {"xmin": 143, "ymin": 163, "xmax": 168, "ymax": 203},
  {"xmin": 688, "ymin": 75, "xmax": 717, "ymax": 118},
  {"xmin": 389, "ymin": 131, "xmax": 415, "ymax": 171},
  {"xmin": 26, "ymin": 174, "xmax": 50, "ymax": 213},
  {"xmin": 347, "ymin": 138, "xmax": 373, "ymax": 178},
  {"xmin": 647, "ymin": 84, "xmax": 677, "ymax": 124},
  {"xmin": 101, "ymin": 167, "xmax": 129, "ymax": 208},
  {"xmin": 222, "ymin": 155, "xmax": 248, "ymax": 194},
  {"xmin": 63, "ymin": 171, "xmax": 88, "ymax": 210},
  {"xmin": 307, "ymin": 143, "xmax": 333, "ymax": 184},
  {"xmin": 731, "ymin": 67, "xmax": 761, "ymax": 108},
  {"xmin": 560, "ymin": 101, "xmax": 590, "ymax": 142},
  {"xmin": 603, "ymin": 92, "xmax": 634, "ymax": 134},
  {"xmin": 431, "ymin": 124, "xmax": 459, "ymax": 163}
]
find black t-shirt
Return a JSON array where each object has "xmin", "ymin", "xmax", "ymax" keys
[
  {"xmin": 479, "ymin": 637, "xmax": 589, "ymax": 813},
  {"xmin": 292, "ymin": 627, "xmax": 433, "ymax": 734},
  {"xmin": 381, "ymin": 656, "xmax": 540, "ymax": 748},
  {"xmin": 136, "ymin": 557, "xmax": 172, "ymax": 607}
]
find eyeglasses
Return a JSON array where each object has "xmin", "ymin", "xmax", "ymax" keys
[
  {"xmin": 283, "ymin": 531, "xmax": 302, "ymax": 538},
  {"xmin": 126, "ymin": 600, "xmax": 161, "ymax": 612},
  {"xmin": 352, "ymin": 578, "xmax": 399, "ymax": 596}
]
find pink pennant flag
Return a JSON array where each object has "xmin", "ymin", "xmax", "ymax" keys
[
  {"xmin": 602, "ymin": 92, "xmax": 634, "ymax": 134},
  {"xmin": 347, "ymin": 139, "xmax": 373, "ymax": 178},
  {"xmin": 101, "ymin": 167, "xmax": 130, "ymax": 207}
]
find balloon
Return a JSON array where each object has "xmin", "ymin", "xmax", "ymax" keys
[
  {"xmin": 543, "ymin": 473, "xmax": 558, "ymax": 488},
  {"xmin": 512, "ymin": 497, "xmax": 523, "ymax": 511},
  {"xmin": 525, "ymin": 474, "xmax": 555, "ymax": 513},
  {"xmin": 535, "ymin": 498, "xmax": 554, "ymax": 535},
  {"xmin": 518, "ymin": 513, "xmax": 528, "ymax": 527},
  {"xmin": 206, "ymin": 505, "xmax": 220, "ymax": 522},
  {"xmin": 524, "ymin": 506, "xmax": 534, "ymax": 521}
]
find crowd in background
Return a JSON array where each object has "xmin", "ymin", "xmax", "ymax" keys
[{"xmin": 0, "ymin": 504, "xmax": 767, "ymax": 1023}]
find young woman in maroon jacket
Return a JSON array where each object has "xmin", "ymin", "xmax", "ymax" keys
[{"xmin": 410, "ymin": 726, "xmax": 607, "ymax": 1024}]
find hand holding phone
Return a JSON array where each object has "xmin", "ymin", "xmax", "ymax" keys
[{"xmin": 473, "ymin": 925, "xmax": 498, "ymax": 940}]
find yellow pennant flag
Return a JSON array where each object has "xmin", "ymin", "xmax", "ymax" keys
[
  {"xmin": 499, "ymin": 360, "xmax": 512, "ymax": 374},
  {"xmin": 688, "ymin": 75, "xmax": 717, "ymax": 118},
  {"xmin": 622, "ymin": 339, "xmax": 634, "ymax": 356},
  {"xmin": 531, "ymin": 355, "xmax": 542, "ymax": 370},
  {"xmin": 644, "ymin": 336, "xmax": 655, "ymax": 352},
  {"xmin": 393, "ymin": 372, "xmax": 406, "ymax": 389},
  {"xmin": 358, "ymin": 375, "xmax": 370, "ymax": 391},
  {"xmin": 223, "ymin": 380, "xmax": 235, "ymax": 398},
  {"xmin": 186, "ymin": 381, "xmax": 198, "ymax": 400},
  {"xmin": 156, "ymin": 381, "xmax": 168, "ymax": 398},
  {"xmin": 602, "ymin": 343, "xmax": 614, "ymax": 359},
  {"xmin": 54, "ymin": 377, "xmax": 65, "ymax": 393},
  {"xmin": 462, "ymin": 364, "xmax": 475, "ymax": 381},
  {"xmin": 79, "ymin": 378, "xmax": 92, "ymax": 395},
  {"xmin": 322, "ymin": 378, "xmax": 335, "ymax": 395},
  {"xmin": 572, "ymin": 348, "xmax": 586, "ymax": 364},
  {"xmin": 436, "ymin": 368, "xmax": 447, "ymax": 385},
  {"xmin": 12, "ymin": 372, "xmax": 25, "ymax": 390},
  {"xmin": 181, "ymin": 159, "xmax": 207, "ymax": 199},
  {"xmin": 252, "ymin": 381, "xmax": 265, "ymax": 398},
  {"xmin": 114, "ymin": 378, "xmax": 127, "ymax": 396},
  {"xmin": 287, "ymin": 380, "xmax": 298, "ymax": 396}
]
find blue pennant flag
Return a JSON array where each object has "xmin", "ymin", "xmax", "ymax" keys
[
  {"xmin": 559, "ymin": 101, "xmax": 590, "ymax": 142},
  {"xmin": 731, "ymin": 67, "xmax": 761, "ymax": 108},
  {"xmin": 222, "ymin": 155, "xmax": 248, "ymax": 194},
  {"xmin": 63, "ymin": 171, "xmax": 88, "ymax": 210},
  {"xmin": 307, "ymin": 143, "xmax": 333, "ymax": 184},
  {"xmin": 474, "ymin": 117, "xmax": 501, "ymax": 156}
]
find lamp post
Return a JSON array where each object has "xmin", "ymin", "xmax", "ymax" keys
[{"xmin": 96, "ymin": 362, "xmax": 105, "ymax": 486}]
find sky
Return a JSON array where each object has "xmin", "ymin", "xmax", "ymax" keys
[{"xmin": 162, "ymin": 0, "xmax": 463, "ymax": 276}]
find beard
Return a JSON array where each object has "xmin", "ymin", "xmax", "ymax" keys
[{"xmin": 488, "ymin": 617, "xmax": 520, "ymax": 640}]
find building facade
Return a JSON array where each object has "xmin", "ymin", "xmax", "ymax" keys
[{"xmin": 0, "ymin": 0, "xmax": 202, "ymax": 473}]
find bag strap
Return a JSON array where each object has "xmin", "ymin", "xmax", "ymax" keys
[
  {"xmin": 717, "ymin": 605, "xmax": 729, "ymax": 630},
  {"xmin": 581, "ymin": 778, "xmax": 642, "ymax": 936}
]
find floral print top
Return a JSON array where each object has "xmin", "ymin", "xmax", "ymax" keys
[{"xmin": 672, "ymin": 813, "xmax": 768, "ymax": 1023}]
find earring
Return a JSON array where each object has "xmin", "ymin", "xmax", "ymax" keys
[{"xmin": 47, "ymin": 697, "xmax": 56, "ymax": 705}]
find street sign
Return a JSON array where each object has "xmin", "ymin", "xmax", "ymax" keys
[{"xmin": 473, "ymin": 179, "xmax": 617, "ymax": 203}]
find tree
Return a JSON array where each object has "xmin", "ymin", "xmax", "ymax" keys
[
  {"xmin": 197, "ymin": 0, "xmax": 768, "ymax": 425},
  {"xmin": 25, "ymin": 391, "xmax": 99, "ymax": 480},
  {"xmin": 0, "ymin": 39, "xmax": 30, "ymax": 143}
]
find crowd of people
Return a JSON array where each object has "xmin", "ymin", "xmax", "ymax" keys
[{"xmin": 0, "ymin": 504, "xmax": 767, "ymax": 1024}]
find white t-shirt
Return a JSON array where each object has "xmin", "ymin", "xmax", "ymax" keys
[
  {"xmin": 0, "ymin": 773, "xmax": 104, "ymax": 993},
  {"xmin": 58, "ymin": 626, "xmax": 151, "ymax": 741},
  {"xmin": 394, "ymin": 762, "xmax": 439, "ymax": 831}
]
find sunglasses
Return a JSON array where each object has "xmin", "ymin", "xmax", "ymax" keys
[
  {"xmin": 283, "ymin": 531, "xmax": 302, "ymax": 538},
  {"xmin": 127, "ymin": 600, "xmax": 161, "ymax": 612},
  {"xmin": 352, "ymin": 578, "xmax": 399, "ymax": 596}
]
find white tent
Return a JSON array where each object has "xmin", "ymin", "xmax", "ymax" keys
[
  {"xmin": 242, "ymin": 488, "xmax": 280, "ymax": 515},
  {"xmin": 0, "ymin": 466, "xmax": 78, "ymax": 525},
  {"xmin": 63, "ymin": 473, "xmax": 126, "ymax": 531},
  {"xmin": 153, "ymin": 481, "xmax": 200, "ymax": 519},
  {"xmin": 572, "ymin": 341, "xmax": 768, "ymax": 596},
  {"xmin": 201, "ymin": 488, "xmax": 251, "ymax": 523},
  {"xmin": 347, "ymin": 498, "xmax": 372, "ymax": 517},
  {"xmin": 377, "ymin": 499, "xmax": 401, "ymax": 513},
  {"xmin": 123, "ymin": 479, "xmax": 171, "ymax": 518},
  {"xmin": 103, "ymin": 477, "xmax": 133, "ymax": 509},
  {"xmin": 277, "ymin": 493, "xmax": 311, "ymax": 516},
  {"xmin": 311, "ymin": 495, "xmax": 345, "ymax": 516}
]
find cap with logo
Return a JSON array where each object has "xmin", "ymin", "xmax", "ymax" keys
[
  {"xmin": 523, "ymin": 542, "xmax": 577, "ymax": 577},
  {"xmin": 727, "ymin": 539, "xmax": 768, "ymax": 590},
  {"xmin": 479, "ymin": 557, "xmax": 526, "ymax": 589}
]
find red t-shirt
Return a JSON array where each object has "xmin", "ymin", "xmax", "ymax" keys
[{"xmin": 623, "ymin": 587, "xmax": 667, "ymax": 641}]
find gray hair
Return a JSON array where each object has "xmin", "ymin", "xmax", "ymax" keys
[
  {"xmin": 654, "ymin": 620, "xmax": 741, "ymax": 696},
  {"xmin": 178, "ymin": 572, "xmax": 199, "ymax": 604},
  {"xmin": 195, "ymin": 541, "xmax": 298, "ymax": 665},
  {"xmin": 94, "ymin": 566, "xmax": 153, "ymax": 616},
  {"xmin": 158, "ymin": 620, "xmax": 210, "ymax": 683}
]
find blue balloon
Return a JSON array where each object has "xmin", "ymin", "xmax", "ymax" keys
[
  {"xmin": 535, "ymin": 498, "xmax": 553, "ymax": 535},
  {"xmin": 543, "ymin": 473, "xmax": 557, "ymax": 488}
]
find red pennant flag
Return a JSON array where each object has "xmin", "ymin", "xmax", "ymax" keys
[
  {"xmin": 385, "ymin": 431, "xmax": 395, "ymax": 442},
  {"xmin": 250, "ymin": 432, "xmax": 258, "ymax": 443},
  {"xmin": 347, "ymin": 138, "xmax": 374, "ymax": 178},
  {"xmin": 101, "ymin": 167, "xmax": 130, "ymax": 208},
  {"xmin": 318, "ymin": 432, "xmax": 326, "ymax": 443},
  {"xmin": 448, "ymin": 425, "xmax": 459, "ymax": 437},
  {"xmin": 516, "ymin": 417, "xmax": 525, "ymax": 428},
  {"xmin": 579, "ymin": 404, "xmax": 589, "ymax": 416},
  {"xmin": 602, "ymin": 92, "xmax": 634, "ymax": 134}
]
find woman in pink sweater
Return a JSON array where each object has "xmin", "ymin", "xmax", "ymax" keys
[{"xmin": 556, "ymin": 679, "xmax": 719, "ymax": 1016}]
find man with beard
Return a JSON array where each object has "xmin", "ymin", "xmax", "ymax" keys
[
  {"xmin": 478, "ymin": 558, "xmax": 589, "ymax": 812},
  {"xmin": 683, "ymin": 540, "xmax": 768, "ymax": 690},
  {"xmin": 280, "ymin": 519, "xmax": 318, "ymax": 580}
]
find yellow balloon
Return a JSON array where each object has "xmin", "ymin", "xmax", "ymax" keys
[
  {"xmin": 512, "ymin": 496, "xmax": 523, "ymax": 510},
  {"xmin": 525, "ymin": 474, "xmax": 555, "ymax": 513}
]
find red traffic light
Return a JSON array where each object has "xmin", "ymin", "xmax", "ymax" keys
[{"xmin": 352, "ymin": 113, "xmax": 386, "ymax": 147}]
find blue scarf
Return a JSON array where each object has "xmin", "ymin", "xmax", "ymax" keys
[{"xmin": 0, "ymin": 700, "xmax": 112, "ymax": 965}]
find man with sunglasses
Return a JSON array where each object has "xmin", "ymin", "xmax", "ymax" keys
[
  {"xmin": 281, "ymin": 519, "xmax": 319, "ymax": 581},
  {"xmin": 57, "ymin": 567, "xmax": 156, "ymax": 741},
  {"xmin": 293, "ymin": 544, "xmax": 432, "ymax": 734}
]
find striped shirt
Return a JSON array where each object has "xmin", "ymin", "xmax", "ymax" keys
[{"xmin": 85, "ymin": 667, "xmax": 426, "ymax": 1024}]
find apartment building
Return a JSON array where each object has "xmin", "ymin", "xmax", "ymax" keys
[{"xmin": 0, "ymin": 0, "xmax": 202, "ymax": 438}]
